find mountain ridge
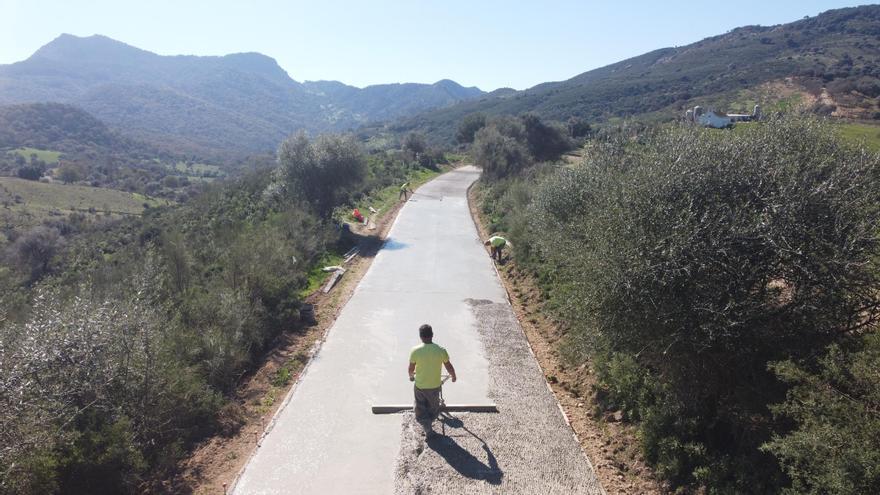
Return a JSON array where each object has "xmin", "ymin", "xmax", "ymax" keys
[
  {"xmin": 0, "ymin": 34, "xmax": 485, "ymax": 154},
  {"xmin": 391, "ymin": 5, "xmax": 880, "ymax": 142}
]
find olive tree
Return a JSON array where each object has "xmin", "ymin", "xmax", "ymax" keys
[
  {"xmin": 278, "ymin": 132, "xmax": 367, "ymax": 216},
  {"xmin": 529, "ymin": 117, "xmax": 880, "ymax": 490},
  {"xmin": 472, "ymin": 126, "xmax": 531, "ymax": 181}
]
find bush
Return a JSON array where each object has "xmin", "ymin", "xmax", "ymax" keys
[
  {"xmin": 456, "ymin": 113, "xmax": 487, "ymax": 144},
  {"xmin": 5, "ymin": 226, "xmax": 63, "ymax": 282},
  {"xmin": 402, "ymin": 131, "xmax": 427, "ymax": 156},
  {"xmin": 763, "ymin": 333, "xmax": 880, "ymax": 495},
  {"xmin": 16, "ymin": 165, "xmax": 42, "ymax": 180},
  {"xmin": 521, "ymin": 113, "xmax": 572, "ymax": 161},
  {"xmin": 529, "ymin": 117, "xmax": 880, "ymax": 491},
  {"xmin": 278, "ymin": 132, "xmax": 367, "ymax": 216},
  {"xmin": 472, "ymin": 126, "xmax": 531, "ymax": 181}
]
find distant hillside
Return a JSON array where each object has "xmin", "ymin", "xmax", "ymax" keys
[
  {"xmin": 0, "ymin": 102, "xmax": 131, "ymax": 152},
  {"xmin": 0, "ymin": 35, "xmax": 484, "ymax": 154},
  {"xmin": 303, "ymin": 79, "xmax": 483, "ymax": 122},
  {"xmin": 394, "ymin": 5, "xmax": 880, "ymax": 142},
  {"xmin": 0, "ymin": 103, "xmax": 222, "ymax": 199}
]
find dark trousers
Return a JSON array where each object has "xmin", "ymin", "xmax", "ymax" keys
[
  {"xmin": 413, "ymin": 386, "xmax": 441, "ymax": 431},
  {"xmin": 491, "ymin": 245, "xmax": 504, "ymax": 260}
]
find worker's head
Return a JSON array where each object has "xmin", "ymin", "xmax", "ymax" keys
[
  {"xmin": 419, "ymin": 324, "xmax": 433, "ymax": 343},
  {"xmin": 483, "ymin": 240, "xmax": 490, "ymax": 246}
]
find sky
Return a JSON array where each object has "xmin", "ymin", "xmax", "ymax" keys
[{"xmin": 0, "ymin": 0, "xmax": 870, "ymax": 91}]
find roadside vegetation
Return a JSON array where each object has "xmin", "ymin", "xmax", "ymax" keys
[
  {"xmin": 0, "ymin": 130, "xmax": 444, "ymax": 494},
  {"xmin": 474, "ymin": 114, "xmax": 880, "ymax": 494}
]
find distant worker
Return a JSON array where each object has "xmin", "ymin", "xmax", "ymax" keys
[
  {"xmin": 408, "ymin": 324, "xmax": 456, "ymax": 438},
  {"xmin": 399, "ymin": 181, "xmax": 412, "ymax": 201},
  {"xmin": 484, "ymin": 235, "xmax": 507, "ymax": 262}
]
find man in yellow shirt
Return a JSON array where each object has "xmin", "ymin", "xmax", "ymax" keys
[
  {"xmin": 408, "ymin": 324, "xmax": 457, "ymax": 438},
  {"xmin": 484, "ymin": 235, "xmax": 507, "ymax": 262}
]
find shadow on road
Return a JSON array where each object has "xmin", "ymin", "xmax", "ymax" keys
[
  {"xmin": 382, "ymin": 238, "xmax": 409, "ymax": 251},
  {"xmin": 427, "ymin": 415, "xmax": 503, "ymax": 485}
]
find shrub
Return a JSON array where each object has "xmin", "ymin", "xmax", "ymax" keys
[
  {"xmin": 5, "ymin": 226, "xmax": 63, "ymax": 282},
  {"xmin": 763, "ymin": 333, "xmax": 880, "ymax": 495},
  {"xmin": 16, "ymin": 165, "xmax": 42, "ymax": 180},
  {"xmin": 402, "ymin": 131, "xmax": 427, "ymax": 156},
  {"xmin": 521, "ymin": 113, "xmax": 572, "ymax": 161},
  {"xmin": 456, "ymin": 113, "xmax": 487, "ymax": 144},
  {"xmin": 472, "ymin": 126, "xmax": 531, "ymax": 181},
  {"xmin": 529, "ymin": 117, "xmax": 880, "ymax": 491}
]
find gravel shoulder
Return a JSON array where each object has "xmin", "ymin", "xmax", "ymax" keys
[{"xmin": 393, "ymin": 299, "xmax": 605, "ymax": 494}]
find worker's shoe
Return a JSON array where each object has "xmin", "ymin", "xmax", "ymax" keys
[{"xmin": 421, "ymin": 424, "xmax": 438, "ymax": 439}]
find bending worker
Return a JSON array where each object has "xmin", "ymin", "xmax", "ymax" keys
[
  {"xmin": 399, "ymin": 181, "xmax": 412, "ymax": 200},
  {"xmin": 408, "ymin": 324, "xmax": 456, "ymax": 438},
  {"xmin": 484, "ymin": 235, "xmax": 507, "ymax": 261}
]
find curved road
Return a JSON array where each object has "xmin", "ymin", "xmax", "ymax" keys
[{"xmin": 232, "ymin": 166, "xmax": 603, "ymax": 494}]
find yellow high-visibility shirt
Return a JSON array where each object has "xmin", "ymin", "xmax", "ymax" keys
[
  {"xmin": 489, "ymin": 236, "xmax": 507, "ymax": 248},
  {"xmin": 409, "ymin": 343, "xmax": 449, "ymax": 389}
]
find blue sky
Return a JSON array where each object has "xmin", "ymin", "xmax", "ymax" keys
[{"xmin": 0, "ymin": 1, "xmax": 869, "ymax": 90}]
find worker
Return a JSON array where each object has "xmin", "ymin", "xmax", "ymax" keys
[
  {"xmin": 408, "ymin": 324, "xmax": 456, "ymax": 438},
  {"xmin": 399, "ymin": 181, "xmax": 412, "ymax": 201},
  {"xmin": 484, "ymin": 235, "xmax": 507, "ymax": 262}
]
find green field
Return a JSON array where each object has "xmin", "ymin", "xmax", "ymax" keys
[
  {"xmin": 0, "ymin": 177, "xmax": 170, "ymax": 230},
  {"xmin": 172, "ymin": 161, "xmax": 224, "ymax": 176},
  {"xmin": 837, "ymin": 123, "xmax": 880, "ymax": 152},
  {"xmin": 10, "ymin": 147, "xmax": 62, "ymax": 164},
  {"xmin": 724, "ymin": 121, "xmax": 880, "ymax": 153}
]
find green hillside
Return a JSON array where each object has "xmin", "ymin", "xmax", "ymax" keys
[
  {"xmin": 393, "ymin": 5, "xmax": 880, "ymax": 142},
  {"xmin": 0, "ymin": 176, "xmax": 168, "ymax": 233}
]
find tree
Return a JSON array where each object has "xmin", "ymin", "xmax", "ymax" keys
[
  {"xmin": 5, "ymin": 226, "xmax": 63, "ymax": 281},
  {"xmin": 567, "ymin": 116, "xmax": 593, "ymax": 138},
  {"xmin": 56, "ymin": 164, "xmax": 83, "ymax": 184},
  {"xmin": 278, "ymin": 131, "xmax": 367, "ymax": 216},
  {"xmin": 472, "ymin": 126, "xmax": 531, "ymax": 181},
  {"xmin": 456, "ymin": 113, "xmax": 487, "ymax": 144},
  {"xmin": 17, "ymin": 165, "xmax": 42, "ymax": 181},
  {"xmin": 402, "ymin": 132, "xmax": 427, "ymax": 156},
  {"xmin": 520, "ymin": 114, "xmax": 571, "ymax": 161},
  {"xmin": 529, "ymin": 117, "xmax": 880, "ymax": 491}
]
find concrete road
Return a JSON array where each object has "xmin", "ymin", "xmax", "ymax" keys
[{"xmin": 232, "ymin": 166, "xmax": 602, "ymax": 494}]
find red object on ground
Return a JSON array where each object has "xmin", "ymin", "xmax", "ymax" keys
[{"xmin": 352, "ymin": 208, "xmax": 364, "ymax": 222}]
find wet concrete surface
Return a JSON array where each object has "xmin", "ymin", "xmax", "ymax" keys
[
  {"xmin": 394, "ymin": 300, "xmax": 604, "ymax": 494},
  {"xmin": 232, "ymin": 167, "xmax": 506, "ymax": 494},
  {"xmin": 232, "ymin": 166, "xmax": 602, "ymax": 494}
]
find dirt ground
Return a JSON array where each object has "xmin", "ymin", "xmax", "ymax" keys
[
  {"xmin": 166, "ymin": 190, "xmax": 412, "ymax": 495},
  {"xmin": 467, "ymin": 183, "xmax": 665, "ymax": 495}
]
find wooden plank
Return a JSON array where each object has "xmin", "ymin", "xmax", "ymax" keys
[
  {"xmin": 321, "ymin": 268, "xmax": 346, "ymax": 293},
  {"xmin": 371, "ymin": 404, "xmax": 498, "ymax": 414}
]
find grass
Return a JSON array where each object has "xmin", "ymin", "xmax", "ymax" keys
[
  {"xmin": 298, "ymin": 252, "xmax": 345, "ymax": 298},
  {"xmin": 10, "ymin": 147, "xmax": 62, "ymax": 164},
  {"xmin": 337, "ymin": 166, "xmax": 442, "ymax": 225},
  {"xmin": 301, "ymin": 166, "xmax": 444, "ymax": 298},
  {"xmin": 0, "ymin": 177, "xmax": 170, "ymax": 228},
  {"xmin": 837, "ymin": 123, "xmax": 880, "ymax": 152}
]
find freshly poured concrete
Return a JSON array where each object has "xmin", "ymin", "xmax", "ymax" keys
[{"xmin": 232, "ymin": 167, "xmax": 507, "ymax": 494}]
